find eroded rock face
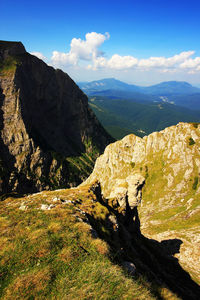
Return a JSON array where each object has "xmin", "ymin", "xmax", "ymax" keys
[
  {"xmin": 110, "ymin": 174, "xmax": 145, "ymax": 209},
  {"xmin": 83, "ymin": 122, "xmax": 200, "ymax": 282},
  {"xmin": 0, "ymin": 41, "xmax": 112, "ymax": 194}
]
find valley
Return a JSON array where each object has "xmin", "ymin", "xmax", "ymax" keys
[
  {"xmin": 79, "ymin": 78, "xmax": 200, "ymax": 139},
  {"xmin": 88, "ymin": 96, "xmax": 200, "ymax": 139}
]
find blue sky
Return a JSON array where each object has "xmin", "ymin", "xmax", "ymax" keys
[{"xmin": 1, "ymin": 0, "xmax": 200, "ymax": 85}]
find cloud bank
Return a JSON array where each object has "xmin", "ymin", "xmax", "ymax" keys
[
  {"xmin": 37, "ymin": 32, "xmax": 200, "ymax": 76},
  {"xmin": 51, "ymin": 32, "xmax": 110, "ymax": 67}
]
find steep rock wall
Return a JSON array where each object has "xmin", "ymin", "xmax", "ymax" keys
[
  {"xmin": 83, "ymin": 122, "xmax": 200, "ymax": 282},
  {"xmin": 0, "ymin": 41, "xmax": 113, "ymax": 194}
]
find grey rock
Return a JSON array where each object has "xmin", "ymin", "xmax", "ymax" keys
[
  {"xmin": 122, "ymin": 261, "xmax": 136, "ymax": 275},
  {"xmin": 40, "ymin": 204, "xmax": 55, "ymax": 210}
]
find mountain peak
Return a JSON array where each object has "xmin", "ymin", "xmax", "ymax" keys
[
  {"xmin": 154, "ymin": 80, "xmax": 192, "ymax": 87},
  {"xmin": 0, "ymin": 40, "xmax": 26, "ymax": 58},
  {"xmin": 0, "ymin": 40, "xmax": 112, "ymax": 194},
  {"xmin": 82, "ymin": 122, "xmax": 200, "ymax": 284}
]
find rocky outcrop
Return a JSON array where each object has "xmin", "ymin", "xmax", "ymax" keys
[
  {"xmin": 109, "ymin": 174, "xmax": 145, "ymax": 210},
  {"xmin": 83, "ymin": 122, "xmax": 200, "ymax": 283},
  {"xmin": 0, "ymin": 41, "xmax": 113, "ymax": 194}
]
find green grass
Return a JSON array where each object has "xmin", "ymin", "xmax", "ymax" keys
[
  {"xmin": 0, "ymin": 187, "xmax": 156, "ymax": 300},
  {"xmin": 0, "ymin": 55, "xmax": 19, "ymax": 74}
]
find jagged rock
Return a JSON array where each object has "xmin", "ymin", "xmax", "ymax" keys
[
  {"xmin": 0, "ymin": 41, "xmax": 112, "ymax": 194},
  {"xmin": 83, "ymin": 122, "xmax": 200, "ymax": 282},
  {"xmin": 110, "ymin": 174, "xmax": 145, "ymax": 209},
  {"xmin": 0, "ymin": 41, "xmax": 26, "ymax": 58}
]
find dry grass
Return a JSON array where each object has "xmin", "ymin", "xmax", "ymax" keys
[{"xmin": 0, "ymin": 186, "xmax": 157, "ymax": 299}]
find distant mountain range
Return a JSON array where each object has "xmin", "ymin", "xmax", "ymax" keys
[
  {"xmin": 79, "ymin": 78, "xmax": 200, "ymax": 94},
  {"xmin": 78, "ymin": 78, "xmax": 141, "ymax": 93},
  {"xmin": 78, "ymin": 78, "xmax": 200, "ymax": 110}
]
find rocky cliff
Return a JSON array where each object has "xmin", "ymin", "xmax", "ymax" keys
[
  {"xmin": 83, "ymin": 122, "xmax": 200, "ymax": 284},
  {"xmin": 1, "ymin": 119, "xmax": 200, "ymax": 298},
  {"xmin": 0, "ymin": 41, "xmax": 113, "ymax": 195}
]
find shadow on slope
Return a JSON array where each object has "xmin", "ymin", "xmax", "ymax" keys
[{"xmin": 88, "ymin": 185, "xmax": 200, "ymax": 300}]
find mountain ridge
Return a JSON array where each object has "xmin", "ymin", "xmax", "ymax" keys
[
  {"xmin": 83, "ymin": 122, "xmax": 200, "ymax": 285},
  {"xmin": 0, "ymin": 41, "xmax": 113, "ymax": 195},
  {"xmin": 78, "ymin": 78, "xmax": 200, "ymax": 94},
  {"xmin": 79, "ymin": 78, "xmax": 200, "ymax": 110}
]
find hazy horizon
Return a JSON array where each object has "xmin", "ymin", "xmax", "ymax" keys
[{"xmin": 76, "ymin": 77, "xmax": 200, "ymax": 88}]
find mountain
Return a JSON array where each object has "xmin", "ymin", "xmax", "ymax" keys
[
  {"xmin": 79, "ymin": 78, "xmax": 200, "ymax": 110},
  {"xmin": 78, "ymin": 78, "xmax": 160, "ymax": 102},
  {"xmin": 143, "ymin": 81, "xmax": 200, "ymax": 95},
  {"xmin": 89, "ymin": 96, "xmax": 200, "ymax": 139},
  {"xmin": 78, "ymin": 78, "xmax": 141, "ymax": 93},
  {"xmin": 83, "ymin": 122, "xmax": 200, "ymax": 291},
  {"xmin": 143, "ymin": 81, "xmax": 200, "ymax": 109},
  {"xmin": 1, "ymin": 123, "xmax": 200, "ymax": 299},
  {"xmin": 0, "ymin": 41, "xmax": 113, "ymax": 195},
  {"xmin": 79, "ymin": 78, "xmax": 200, "ymax": 96}
]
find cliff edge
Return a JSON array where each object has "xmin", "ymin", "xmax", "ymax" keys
[
  {"xmin": 83, "ymin": 122, "xmax": 200, "ymax": 284},
  {"xmin": 0, "ymin": 41, "xmax": 113, "ymax": 194}
]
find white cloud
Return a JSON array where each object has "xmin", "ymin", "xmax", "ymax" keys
[
  {"xmin": 51, "ymin": 51, "xmax": 77, "ymax": 66},
  {"xmin": 179, "ymin": 57, "xmax": 200, "ymax": 72},
  {"xmin": 107, "ymin": 54, "xmax": 138, "ymax": 69},
  {"xmin": 30, "ymin": 52, "xmax": 46, "ymax": 61},
  {"xmin": 92, "ymin": 54, "xmax": 138, "ymax": 70},
  {"xmin": 138, "ymin": 51, "xmax": 194, "ymax": 69},
  {"xmin": 91, "ymin": 50, "xmax": 196, "ymax": 72},
  {"xmin": 51, "ymin": 32, "xmax": 110, "ymax": 67},
  {"xmin": 49, "ymin": 32, "xmax": 200, "ymax": 75}
]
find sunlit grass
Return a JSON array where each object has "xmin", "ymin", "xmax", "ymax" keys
[{"xmin": 0, "ymin": 187, "xmax": 156, "ymax": 299}]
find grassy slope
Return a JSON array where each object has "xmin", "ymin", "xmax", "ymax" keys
[{"xmin": 0, "ymin": 186, "xmax": 162, "ymax": 300}]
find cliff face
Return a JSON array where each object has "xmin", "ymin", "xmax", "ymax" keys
[
  {"xmin": 83, "ymin": 122, "xmax": 200, "ymax": 283},
  {"xmin": 0, "ymin": 41, "xmax": 112, "ymax": 194}
]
